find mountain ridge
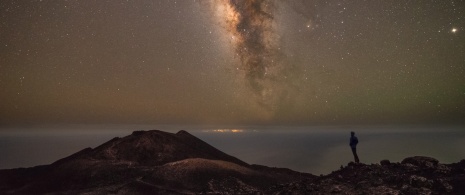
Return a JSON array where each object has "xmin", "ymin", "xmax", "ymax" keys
[{"xmin": 47, "ymin": 130, "xmax": 249, "ymax": 168}]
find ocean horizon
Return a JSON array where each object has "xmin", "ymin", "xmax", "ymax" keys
[{"xmin": 1, "ymin": 125, "xmax": 464, "ymax": 175}]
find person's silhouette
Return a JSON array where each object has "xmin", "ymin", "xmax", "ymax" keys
[{"xmin": 349, "ymin": 131, "xmax": 360, "ymax": 163}]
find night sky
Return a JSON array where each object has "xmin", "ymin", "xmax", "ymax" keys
[{"xmin": 1, "ymin": 0, "xmax": 464, "ymax": 127}]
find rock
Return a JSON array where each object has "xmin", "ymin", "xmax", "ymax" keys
[
  {"xmin": 369, "ymin": 186, "xmax": 399, "ymax": 195},
  {"xmin": 409, "ymin": 175, "xmax": 432, "ymax": 188},
  {"xmin": 330, "ymin": 185, "xmax": 342, "ymax": 193},
  {"xmin": 436, "ymin": 178, "xmax": 453, "ymax": 192},
  {"xmin": 380, "ymin": 159, "xmax": 391, "ymax": 166},
  {"xmin": 402, "ymin": 162, "xmax": 420, "ymax": 172},
  {"xmin": 434, "ymin": 164, "xmax": 451, "ymax": 174},
  {"xmin": 401, "ymin": 156, "xmax": 439, "ymax": 169}
]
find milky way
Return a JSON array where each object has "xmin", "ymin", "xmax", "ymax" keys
[{"xmin": 211, "ymin": 0, "xmax": 292, "ymax": 113}]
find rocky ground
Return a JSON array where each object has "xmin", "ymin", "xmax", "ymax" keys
[
  {"xmin": 269, "ymin": 156, "xmax": 465, "ymax": 194},
  {"xmin": 0, "ymin": 130, "xmax": 463, "ymax": 194}
]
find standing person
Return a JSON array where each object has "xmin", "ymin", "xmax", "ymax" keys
[{"xmin": 350, "ymin": 131, "xmax": 360, "ymax": 163}]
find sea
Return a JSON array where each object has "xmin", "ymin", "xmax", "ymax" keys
[{"xmin": 0, "ymin": 125, "xmax": 464, "ymax": 175}]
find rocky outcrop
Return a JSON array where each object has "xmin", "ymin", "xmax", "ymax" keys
[
  {"xmin": 270, "ymin": 156, "xmax": 465, "ymax": 194},
  {"xmin": 402, "ymin": 156, "xmax": 439, "ymax": 168}
]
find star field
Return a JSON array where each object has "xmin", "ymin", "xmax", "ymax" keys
[{"xmin": 0, "ymin": 0, "xmax": 464, "ymax": 126}]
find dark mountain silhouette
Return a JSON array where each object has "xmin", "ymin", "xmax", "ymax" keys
[
  {"xmin": 0, "ymin": 130, "xmax": 464, "ymax": 194},
  {"xmin": 0, "ymin": 130, "xmax": 313, "ymax": 194},
  {"xmin": 53, "ymin": 130, "xmax": 248, "ymax": 167}
]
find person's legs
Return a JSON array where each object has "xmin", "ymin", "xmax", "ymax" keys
[{"xmin": 351, "ymin": 147, "xmax": 360, "ymax": 163}]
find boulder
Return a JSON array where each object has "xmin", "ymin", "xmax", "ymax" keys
[
  {"xmin": 380, "ymin": 159, "xmax": 391, "ymax": 166},
  {"xmin": 401, "ymin": 156, "xmax": 438, "ymax": 168}
]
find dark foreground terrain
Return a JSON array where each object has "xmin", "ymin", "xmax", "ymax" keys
[{"xmin": 0, "ymin": 130, "xmax": 464, "ymax": 194}]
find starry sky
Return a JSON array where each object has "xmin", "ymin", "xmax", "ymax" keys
[{"xmin": 1, "ymin": 0, "xmax": 464, "ymax": 127}]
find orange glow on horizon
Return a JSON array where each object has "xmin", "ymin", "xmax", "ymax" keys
[{"xmin": 202, "ymin": 129, "xmax": 246, "ymax": 133}]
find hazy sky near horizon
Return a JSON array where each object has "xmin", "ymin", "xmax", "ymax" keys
[{"xmin": 1, "ymin": 0, "xmax": 464, "ymax": 127}]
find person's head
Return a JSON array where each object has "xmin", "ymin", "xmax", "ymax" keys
[{"xmin": 351, "ymin": 131, "xmax": 355, "ymax": 136}]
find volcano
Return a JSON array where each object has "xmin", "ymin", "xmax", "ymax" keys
[{"xmin": 0, "ymin": 130, "xmax": 313, "ymax": 194}]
